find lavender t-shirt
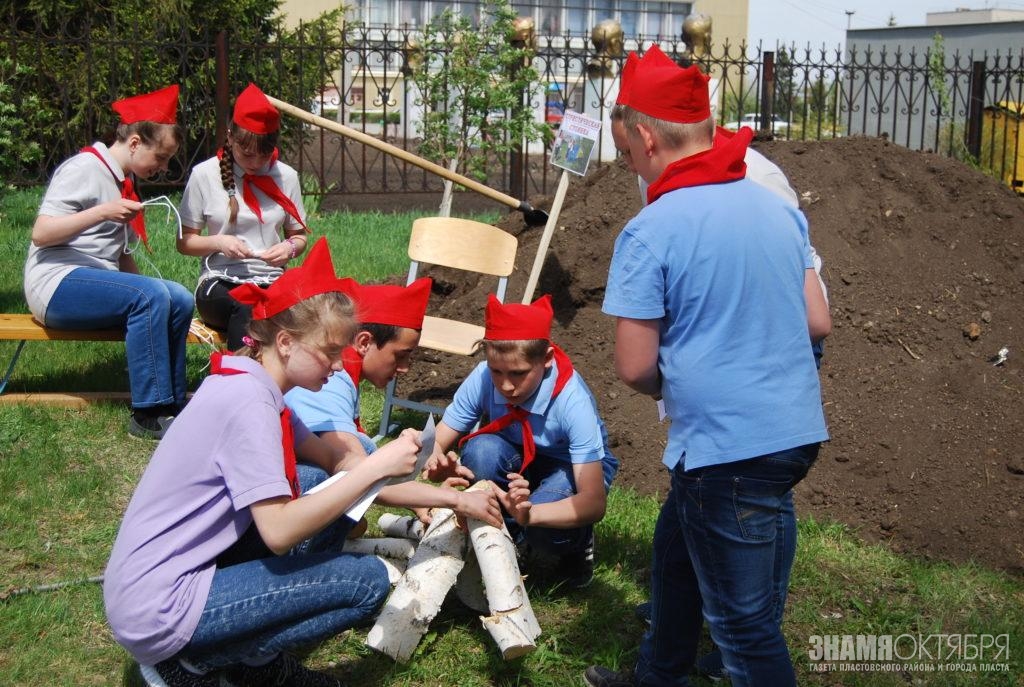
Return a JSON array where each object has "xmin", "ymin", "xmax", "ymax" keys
[{"xmin": 103, "ymin": 356, "xmax": 311, "ymax": 665}]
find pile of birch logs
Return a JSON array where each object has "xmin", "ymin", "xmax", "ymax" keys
[{"xmin": 351, "ymin": 481, "xmax": 541, "ymax": 662}]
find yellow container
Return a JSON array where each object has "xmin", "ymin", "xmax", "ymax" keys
[{"xmin": 982, "ymin": 101, "xmax": 1024, "ymax": 195}]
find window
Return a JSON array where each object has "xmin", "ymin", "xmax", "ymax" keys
[{"xmin": 620, "ymin": 0, "xmax": 639, "ymax": 36}]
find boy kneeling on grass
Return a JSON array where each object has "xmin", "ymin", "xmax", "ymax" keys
[{"xmin": 427, "ymin": 294, "xmax": 619, "ymax": 590}]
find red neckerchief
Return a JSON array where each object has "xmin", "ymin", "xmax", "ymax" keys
[
  {"xmin": 341, "ymin": 346, "xmax": 366, "ymax": 434},
  {"xmin": 80, "ymin": 145, "xmax": 151, "ymax": 252},
  {"xmin": 218, "ymin": 147, "xmax": 308, "ymax": 232},
  {"xmin": 458, "ymin": 344, "xmax": 574, "ymax": 473},
  {"xmin": 645, "ymin": 125, "xmax": 752, "ymax": 205},
  {"xmin": 209, "ymin": 351, "xmax": 300, "ymax": 499}
]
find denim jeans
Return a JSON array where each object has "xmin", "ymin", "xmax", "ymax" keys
[
  {"xmin": 179, "ymin": 463, "xmax": 388, "ymax": 671},
  {"xmin": 460, "ymin": 433, "xmax": 618, "ymax": 556},
  {"xmin": 44, "ymin": 267, "xmax": 193, "ymax": 409},
  {"xmin": 635, "ymin": 443, "xmax": 819, "ymax": 687}
]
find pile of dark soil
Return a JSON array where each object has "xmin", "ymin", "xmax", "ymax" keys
[{"xmin": 399, "ymin": 136, "xmax": 1024, "ymax": 575}]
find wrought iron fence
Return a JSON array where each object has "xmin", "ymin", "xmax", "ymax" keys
[{"xmin": 3, "ymin": 18, "xmax": 1023, "ymax": 201}]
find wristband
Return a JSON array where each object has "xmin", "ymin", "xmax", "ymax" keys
[{"xmin": 286, "ymin": 237, "xmax": 298, "ymax": 259}]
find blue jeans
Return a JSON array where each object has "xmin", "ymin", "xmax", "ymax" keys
[
  {"xmin": 179, "ymin": 463, "xmax": 388, "ymax": 671},
  {"xmin": 44, "ymin": 267, "xmax": 193, "ymax": 409},
  {"xmin": 635, "ymin": 444, "xmax": 819, "ymax": 687},
  {"xmin": 460, "ymin": 433, "xmax": 618, "ymax": 556}
]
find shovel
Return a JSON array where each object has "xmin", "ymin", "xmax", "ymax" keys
[{"xmin": 267, "ymin": 95, "xmax": 550, "ymax": 227}]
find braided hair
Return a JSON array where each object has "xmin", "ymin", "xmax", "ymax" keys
[{"xmin": 220, "ymin": 123, "xmax": 279, "ymax": 224}]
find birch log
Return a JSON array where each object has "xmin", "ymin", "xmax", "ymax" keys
[
  {"xmin": 365, "ymin": 507, "xmax": 467, "ymax": 662},
  {"xmin": 374, "ymin": 555, "xmax": 407, "ymax": 585},
  {"xmin": 466, "ymin": 481, "xmax": 541, "ymax": 659},
  {"xmin": 453, "ymin": 545, "xmax": 489, "ymax": 614},
  {"xmin": 343, "ymin": 537, "xmax": 416, "ymax": 560},
  {"xmin": 377, "ymin": 513, "xmax": 425, "ymax": 540}
]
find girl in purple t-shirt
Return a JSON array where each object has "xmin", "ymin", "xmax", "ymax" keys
[{"xmin": 104, "ymin": 238, "xmax": 421, "ymax": 687}]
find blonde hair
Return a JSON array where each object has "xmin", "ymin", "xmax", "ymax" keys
[
  {"xmin": 619, "ymin": 105, "xmax": 715, "ymax": 150},
  {"xmin": 237, "ymin": 291, "xmax": 356, "ymax": 360},
  {"xmin": 479, "ymin": 338, "xmax": 550, "ymax": 364},
  {"xmin": 220, "ymin": 123, "xmax": 279, "ymax": 224}
]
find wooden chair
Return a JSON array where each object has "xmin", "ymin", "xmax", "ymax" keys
[{"xmin": 376, "ymin": 216, "xmax": 518, "ymax": 439}]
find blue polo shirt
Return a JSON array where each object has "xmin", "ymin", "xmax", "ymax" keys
[
  {"xmin": 286, "ymin": 371, "xmax": 362, "ymax": 437},
  {"xmin": 602, "ymin": 177, "xmax": 828, "ymax": 471},
  {"xmin": 443, "ymin": 358, "xmax": 616, "ymax": 483}
]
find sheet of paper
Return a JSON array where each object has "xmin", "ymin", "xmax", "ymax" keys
[
  {"xmin": 657, "ymin": 398, "xmax": 668, "ymax": 422},
  {"xmin": 303, "ymin": 415, "xmax": 436, "ymax": 521},
  {"xmin": 387, "ymin": 414, "xmax": 435, "ymax": 485}
]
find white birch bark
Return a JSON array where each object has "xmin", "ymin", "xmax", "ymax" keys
[
  {"xmin": 377, "ymin": 512, "xmax": 425, "ymax": 540},
  {"xmin": 343, "ymin": 537, "xmax": 416, "ymax": 560},
  {"xmin": 465, "ymin": 481, "xmax": 541, "ymax": 659},
  {"xmin": 365, "ymin": 507, "xmax": 467, "ymax": 662}
]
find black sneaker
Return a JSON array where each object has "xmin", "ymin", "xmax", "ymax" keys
[
  {"xmin": 697, "ymin": 648, "xmax": 729, "ymax": 682},
  {"xmin": 224, "ymin": 653, "xmax": 341, "ymax": 687},
  {"xmin": 584, "ymin": 665, "xmax": 634, "ymax": 687},
  {"xmin": 635, "ymin": 600, "xmax": 652, "ymax": 626},
  {"xmin": 553, "ymin": 532, "xmax": 595, "ymax": 590},
  {"xmin": 139, "ymin": 659, "xmax": 219, "ymax": 687},
  {"xmin": 128, "ymin": 408, "xmax": 175, "ymax": 440}
]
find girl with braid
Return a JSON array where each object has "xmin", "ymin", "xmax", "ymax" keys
[{"xmin": 178, "ymin": 83, "xmax": 310, "ymax": 350}]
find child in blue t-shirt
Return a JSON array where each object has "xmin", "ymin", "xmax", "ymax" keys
[{"xmin": 428, "ymin": 294, "xmax": 619, "ymax": 589}]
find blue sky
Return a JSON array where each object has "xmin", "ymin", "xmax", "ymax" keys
[{"xmin": 747, "ymin": 0, "xmax": 1024, "ymax": 49}]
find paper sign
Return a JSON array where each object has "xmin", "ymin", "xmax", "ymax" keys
[
  {"xmin": 304, "ymin": 415, "xmax": 436, "ymax": 522},
  {"xmin": 550, "ymin": 110, "xmax": 601, "ymax": 176}
]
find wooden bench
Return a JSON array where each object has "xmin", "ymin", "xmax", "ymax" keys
[{"xmin": 0, "ymin": 313, "xmax": 225, "ymax": 406}]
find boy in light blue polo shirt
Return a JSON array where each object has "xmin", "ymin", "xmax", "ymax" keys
[
  {"xmin": 586, "ymin": 45, "xmax": 829, "ymax": 687},
  {"xmin": 427, "ymin": 294, "xmax": 619, "ymax": 590}
]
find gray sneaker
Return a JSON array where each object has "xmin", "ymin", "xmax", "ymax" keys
[
  {"xmin": 139, "ymin": 659, "xmax": 219, "ymax": 687},
  {"xmin": 584, "ymin": 665, "xmax": 634, "ymax": 687},
  {"xmin": 128, "ymin": 411, "xmax": 174, "ymax": 440}
]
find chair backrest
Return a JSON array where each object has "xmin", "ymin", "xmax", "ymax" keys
[
  {"xmin": 405, "ymin": 216, "xmax": 518, "ymax": 355},
  {"xmin": 408, "ymin": 216, "xmax": 517, "ymax": 279},
  {"xmin": 375, "ymin": 216, "xmax": 518, "ymax": 440}
]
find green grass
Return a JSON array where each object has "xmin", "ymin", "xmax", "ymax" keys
[{"xmin": 1, "ymin": 187, "xmax": 1022, "ymax": 686}]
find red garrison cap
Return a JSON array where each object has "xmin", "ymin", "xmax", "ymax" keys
[
  {"xmin": 229, "ymin": 237, "xmax": 357, "ymax": 320},
  {"xmin": 358, "ymin": 277, "xmax": 433, "ymax": 330},
  {"xmin": 620, "ymin": 44, "xmax": 711, "ymax": 123},
  {"xmin": 112, "ymin": 84, "xmax": 179, "ymax": 125},
  {"xmin": 615, "ymin": 51, "xmax": 640, "ymax": 106},
  {"xmin": 484, "ymin": 294, "xmax": 553, "ymax": 342},
  {"xmin": 233, "ymin": 83, "xmax": 281, "ymax": 134}
]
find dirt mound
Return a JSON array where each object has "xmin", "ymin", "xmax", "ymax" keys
[{"xmin": 401, "ymin": 136, "xmax": 1024, "ymax": 575}]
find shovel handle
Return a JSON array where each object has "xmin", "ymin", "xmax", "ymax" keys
[{"xmin": 267, "ymin": 96, "xmax": 522, "ymax": 211}]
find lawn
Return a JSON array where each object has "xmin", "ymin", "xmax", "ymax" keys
[{"xmin": 1, "ymin": 187, "xmax": 1021, "ymax": 686}]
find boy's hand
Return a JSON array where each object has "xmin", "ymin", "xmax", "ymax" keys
[
  {"xmin": 412, "ymin": 506, "xmax": 433, "ymax": 527},
  {"xmin": 493, "ymin": 473, "xmax": 533, "ymax": 526},
  {"xmin": 425, "ymin": 450, "xmax": 474, "ymax": 484},
  {"xmin": 453, "ymin": 488, "xmax": 502, "ymax": 529},
  {"xmin": 375, "ymin": 428, "xmax": 422, "ymax": 479}
]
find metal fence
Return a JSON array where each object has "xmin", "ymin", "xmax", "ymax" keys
[{"xmin": 3, "ymin": 18, "xmax": 1023, "ymax": 201}]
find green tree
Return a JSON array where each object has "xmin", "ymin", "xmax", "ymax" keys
[
  {"xmin": 410, "ymin": 0, "xmax": 548, "ymax": 182},
  {"xmin": 2, "ymin": 0, "xmax": 346, "ymax": 180}
]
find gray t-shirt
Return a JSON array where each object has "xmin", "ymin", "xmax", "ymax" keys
[
  {"xmin": 23, "ymin": 142, "xmax": 135, "ymax": 321},
  {"xmin": 179, "ymin": 155, "xmax": 306, "ymax": 287}
]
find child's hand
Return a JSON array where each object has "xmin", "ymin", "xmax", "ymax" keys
[
  {"xmin": 102, "ymin": 198, "xmax": 143, "ymax": 223},
  {"xmin": 453, "ymin": 488, "xmax": 503, "ymax": 529},
  {"xmin": 375, "ymin": 428, "xmax": 422, "ymax": 479},
  {"xmin": 412, "ymin": 506, "xmax": 433, "ymax": 527},
  {"xmin": 216, "ymin": 234, "xmax": 254, "ymax": 260},
  {"xmin": 493, "ymin": 473, "xmax": 533, "ymax": 526},
  {"xmin": 259, "ymin": 240, "xmax": 293, "ymax": 267},
  {"xmin": 425, "ymin": 450, "xmax": 474, "ymax": 484}
]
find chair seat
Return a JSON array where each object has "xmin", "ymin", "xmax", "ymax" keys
[{"xmin": 419, "ymin": 316, "xmax": 484, "ymax": 356}]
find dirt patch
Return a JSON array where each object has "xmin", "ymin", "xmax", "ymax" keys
[{"xmin": 397, "ymin": 136, "xmax": 1024, "ymax": 575}]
